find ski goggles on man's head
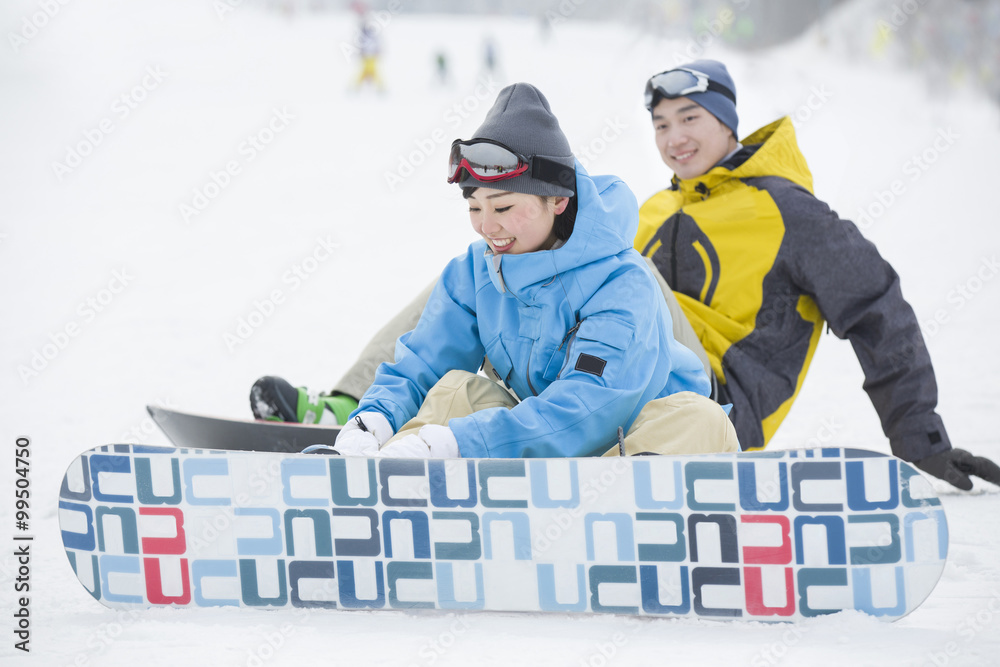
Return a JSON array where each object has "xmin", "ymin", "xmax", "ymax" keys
[
  {"xmin": 447, "ymin": 138, "xmax": 576, "ymax": 190},
  {"xmin": 447, "ymin": 139, "xmax": 530, "ymax": 184},
  {"xmin": 643, "ymin": 67, "xmax": 737, "ymax": 110}
]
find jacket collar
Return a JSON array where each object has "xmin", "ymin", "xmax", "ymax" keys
[
  {"xmin": 669, "ymin": 116, "xmax": 814, "ymax": 201},
  {"xmin": 483, "ymin": 162, "xmax": 637, "ymax": 303}
]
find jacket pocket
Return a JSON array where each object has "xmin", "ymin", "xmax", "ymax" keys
[
  {"xmin": 484, "ymin": 335, "xmax": 515, "ymax": 386},
  {"xmin": 567, "ymin": 317, "xmax": 637, "ymax": 385},
  {"xmin": 577, "ymin": 317, "xmax": 635, "ymax": 350}
]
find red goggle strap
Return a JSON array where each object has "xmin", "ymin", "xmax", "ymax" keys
[{"xmin": 449, "ymin": 156, "xmax": 529, "ymax": 183}]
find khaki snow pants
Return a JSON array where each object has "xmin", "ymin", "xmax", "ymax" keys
[
  {"xmin": 386, "ymin": 370, "xmax": 739, "ymax": 456},
  {"xmin": 333, "ymin": 257, "xmax": 713, "ymax": 400}
]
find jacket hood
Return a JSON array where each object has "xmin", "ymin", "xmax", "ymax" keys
[
  {"xmin": 672, "ymin": 116, "xmax": 814, "ymax": 199},
  {"xmin": 484, "ymin": 161, "xmax": 638, "ymax": 299}
]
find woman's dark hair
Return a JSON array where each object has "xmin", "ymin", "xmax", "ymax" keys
[{"xmin": 462, "ymin": 187, "xmax": 577, "ymax": 241}]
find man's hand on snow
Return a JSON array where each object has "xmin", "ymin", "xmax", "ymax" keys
[
  {"xmin": 914, "ymin": 448, "xmax": 1000, "ymax": 491},
  {"xmin": 333, "ymin": 412, "xmax": 393, "ymax": 456},
  {"xmin": 377, "ymin": 425, "xmax": 460, "ymax": 458}
]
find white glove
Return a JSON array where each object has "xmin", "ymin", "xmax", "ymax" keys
[
  {"xmin": 377, "ymin": 424, "xmax": 460, "ymax": 459},
  {"xmin": 334, "ymin": 412, "xmax": 394, "ymax": 456}
]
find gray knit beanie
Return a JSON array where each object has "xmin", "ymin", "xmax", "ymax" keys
[{"xmin": 455, "ymin": 83, "xmax": 576, "ymax": 198}]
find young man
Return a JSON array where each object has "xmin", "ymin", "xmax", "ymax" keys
[
  {"xmin": 635, "ymin": 60, "xmax": 999, "ymax": 491},
  {"xmin": 253, "ymin": 60, "xmax": 999, "ymax": 491}
]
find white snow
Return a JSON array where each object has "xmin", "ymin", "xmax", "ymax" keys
[{"xmin": 1, "ymin": 1, "xmax": 999, "ymax": 665}]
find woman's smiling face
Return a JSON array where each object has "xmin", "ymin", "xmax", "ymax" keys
[{"xmin": 467, "ymin": 188, "xmax": 568, "ymax": 255}]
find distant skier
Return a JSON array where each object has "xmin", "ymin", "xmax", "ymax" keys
[
  {"xmin": 352, "ymin": 18, "xmax": 385, "ymax": 92},
  {"xmin": 482, "ymin": 35, "xmax": 498, "ymax": 77},
  {"xmin": 253, "ymin": 83, "xmax": 738, "ymax": 459},
  {"xmin": 538, "ymin": 13, "xmax": 552, "ymax": 41},
  {"xmin": 434, "ymin": 50, "xmax": 449, "ymax": 86}
]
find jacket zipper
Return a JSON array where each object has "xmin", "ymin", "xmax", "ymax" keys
[
  {"xmin": 554, "ymin": 320, "xmax": 582, "ymax": 380},
  {"xmin": 526, "ymin": 347, "xmax": 538, "ymax": 396},
  {"xmin": 670, "ymin": 218, "xmax": 680, "ymax": 289}
]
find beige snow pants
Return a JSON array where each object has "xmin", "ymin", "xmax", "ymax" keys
[{"xmin": 386, "ymin": 369, "xmax": 739, "ymax": 455}]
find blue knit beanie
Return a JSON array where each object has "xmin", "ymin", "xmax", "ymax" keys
[{"xmin": 651, "ymin": 60, "xmax": 739, "ymax": 139}]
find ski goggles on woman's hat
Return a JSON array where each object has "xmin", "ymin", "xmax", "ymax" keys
[
  {"xmin": 447, "ymin": 138, "xmax": 575, "ymax": 189},
  {"xmin": 643, "ymin": 67, "xmax": 737, "ymax": 110},
  {"xmin": 447, "ymin": 139, "xmax": 529, "ymax": 183}
]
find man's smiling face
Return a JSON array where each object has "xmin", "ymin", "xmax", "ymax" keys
[{"xmin": 651, "ymin": 96, "xmax": 738, "ymax": 181}]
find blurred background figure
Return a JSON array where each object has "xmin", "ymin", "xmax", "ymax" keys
[
  {"xmin": 434, "ymin": 50, "xmax": 450, "ymax": 86},
  {"xmin": 537, "ymin": 12, "xmax": 551, "ymax": 41},
  {"xmin": 279, "ymin": 0, "xmax": 296, "ymax": 18},
  {"xmin": 239, "ymin": 0, "xmax": 996, "ymax": 111},
  {"xmin": 482, "ymin": 34, "xmax": 498, "ymax": 75},
  {"xmin": 352, "ymin": 16, "xmax": 385, "ymax": 93},
  {"xmin": 482, "ymin": 35, "xmax": 502, "ymax": 79}
]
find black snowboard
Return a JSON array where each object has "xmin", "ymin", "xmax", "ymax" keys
[{"xmin": 146, "ymin": 405, "xmax": 341, "ymax": 452}]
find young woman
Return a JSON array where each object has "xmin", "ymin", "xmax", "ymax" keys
[{"xmin": 324, "ymin": 82, "xmax": 737, "ymax": 459}]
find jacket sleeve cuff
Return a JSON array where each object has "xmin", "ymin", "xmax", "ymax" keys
[
  {"xmin": 450, "ymin": 417, "xmax": 490, "ymax": 459},
  {"xmin": 889, "ymin": 415, "xmax": 952, "ymax": 462}
]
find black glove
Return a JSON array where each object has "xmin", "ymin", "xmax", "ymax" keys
[{"xmin": 914, "ymin": 448, "xmax": 1000, "ymax": 491}]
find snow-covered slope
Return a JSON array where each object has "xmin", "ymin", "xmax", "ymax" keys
[{"xmin": 1, "ymin": 0, "xmax": 997, "ymax": 664}]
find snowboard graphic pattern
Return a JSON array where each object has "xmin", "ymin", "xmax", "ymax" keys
[{"xmin": 59, "ymin": 445, "xmax": 948, "ymax": 621}]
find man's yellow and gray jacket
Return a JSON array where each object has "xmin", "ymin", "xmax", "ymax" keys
[{"xmin": 636, "ymin": 116, "xmax": 950, "ymax": 462}]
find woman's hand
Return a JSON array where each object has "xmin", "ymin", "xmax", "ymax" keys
[
  {"xmin": 378, "ymin": 425, "xmax": 460, "ymax": 458},
  {"xmin": 333, "ymin": 412, "xmax": 393, "ymax": 456}
]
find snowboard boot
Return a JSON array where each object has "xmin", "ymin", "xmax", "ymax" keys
[{"xmin": 250, "ymin": 376, "xmax": 358, "ymax": 425}]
